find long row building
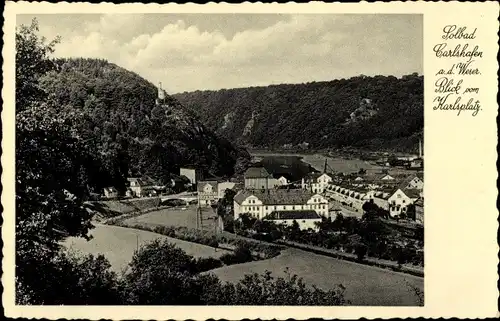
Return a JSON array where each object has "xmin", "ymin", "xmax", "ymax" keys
[
  {"xmin": 233, "ymin": 189, "xmax": 328, "ymax": 231},
  {"xmin": 324, "ymin": 173, "xmax": 424, "ymax": 222}
]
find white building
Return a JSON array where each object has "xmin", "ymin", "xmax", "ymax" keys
[
  {"xmin": 277, "ymin": 176, "xmax": 289, "ymax": 186},
  {"xmin": 127, "ymin": 177, "xmax": 157, "ymax": 198},
  {"xmin": 264, "ymin": 210, "xmax": 322, "ymax": 231},
  {"xmin": 197, "ymin": 181, "xmax": 218, "ymax": 206},
  {"xmin": 233, "ymin": 189, "xmax": 329, "ymax": 220},
  {"xmin": 301, "ymin": 172, "xmax": 333, "ymax": 194},
  {"xmin": 180, "ymin": 167, "xmax": 202, "ymax": 185},
  {"xmin": 103, "ymin": 187, "xmax": 118, "ymax": 199},
  {"xmin": 387, "ymin": 188, "xmax": 420, "ymax": 217}
]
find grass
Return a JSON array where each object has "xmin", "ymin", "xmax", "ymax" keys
[
  {"xmin": 207, "ymin": 247, "xmax": 424, "ymax": 306},
  {"xmin": 62, "ymin": 224, "xmax": 230, "ymax": 275},
  {"xmin": 123, "ymin": 205, "xmax": 218, "ymax": 230}
]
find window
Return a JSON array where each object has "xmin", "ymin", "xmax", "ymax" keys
[
  {"xmin": 402, "ymin": 200, "xmax": 406, "ymax": 204},
  {"xmin": 265, "ymin": 206, "xmax": 268, "ymax": 210},
  {"xmin": 397, "ymin": 194, "xmax": 401, "ymax": 198}
]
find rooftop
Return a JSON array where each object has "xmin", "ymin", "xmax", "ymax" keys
[
  {"xmin": 127, "ymin": 176, "xmax": 157, "ymax": 186},
  {"xmin": 234, "ymin": 188, "xmax": 315, "ymax": 205},
  {"xmin": 197, "ymin": 180, "xmax": 218, "ymax": 192},
  {"xmin": 264, "ymin": 210, "xmax": 321, "ymax": 220},
  {"xmin": 244, "ymin": 167, "xmax": 271, "ymax": 178},
  {"xmin": 403, "ymin": 188, "xmax": 421, "ymax": 199}
]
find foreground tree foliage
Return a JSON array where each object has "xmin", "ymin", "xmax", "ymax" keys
[
  {"xmin": 15, "ymin": 19, "xmax": 108, "ymax": 303},
  {"xmin": 120, "ymin": 239, "xmax": 347, "ymax": 305}
]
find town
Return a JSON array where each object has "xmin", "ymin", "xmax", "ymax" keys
[
  {"xmin": 101, "ymin": 85, "xmax": 424, "ymax": 233},
  {"xmin": 15, "ymin": 14, "xmax": 425, "ymax": 307}
]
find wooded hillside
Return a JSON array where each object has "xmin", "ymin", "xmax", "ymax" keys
[
  {"xmin": 174, "ymin": 74, "xmax": 423, "ymax": 153},
  {"xmin": 36, "ymin": 58, "xmax": 250, "ymax": 192}
]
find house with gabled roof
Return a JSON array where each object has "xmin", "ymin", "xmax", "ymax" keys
[
  {"xmin": 380, "ymin": 174, "xmax": 395, "ymax": 180},
  {"xmin": 127, "ymin": 176, "xmax": 158, "ymax": 198},
  {"xmin": 197, "ymin": 180, "xmax": 219, "ymax": 206},
  {"xmin": 103, "ymin": 186, "xmax": 119, "ymax": 199},
  {"xmin": 397, "ymin": 174, "xmax": 424, "ymax": 191},
  {"xmin": 387, "ymin": 188, "xmax": 420, "ymax": 217},
  {"xmin": 301, "ymin": 172, "xmax": 333, "ymax": 194},
  {"xmin": 244, "ymin": 166, "xmax": 278, "ymax": 190}
]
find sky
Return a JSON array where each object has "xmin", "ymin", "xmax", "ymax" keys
[{"xmin": 17, "ymin": 14, "xmax": 423, "ymax": 94}]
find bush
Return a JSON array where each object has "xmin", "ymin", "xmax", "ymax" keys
[
  {"xmin": 109, "ymin": 221, "xmax": 284, "ymax": 260},
  {"xmin": 354, "ymin": 244, "xmax": 368, "ymax": 261},
  {"xmin": 193, "ymin": 257, "xmax": 223, "ymax": 273},
  {"xmin": 220, "ymin": 245, "xmax": 254, "ymax": 265}
]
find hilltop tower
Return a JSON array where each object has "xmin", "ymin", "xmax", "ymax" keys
[{"xmin": 156, "ymin": 82, "xmax": 167, "ymax": 105}]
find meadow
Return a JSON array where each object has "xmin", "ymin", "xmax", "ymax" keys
[
  {"xmin": 122, "ymin": 205, "xmax": 218, "ymax": 230},
  {"xmin": 253, "ymin": 152, "xmax": 416, "ymax": 176},
  {"xmin": 62, "ymin": 224, "xmax": 230, "ymax": 275},
  {"xmin": 207, "ymin": 247, "xmax": 424, "ymax": 306}
]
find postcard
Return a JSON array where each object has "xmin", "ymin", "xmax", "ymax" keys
[{"xmin": 2, "ymin": 1, "xmax": 499, "ymax": 319}]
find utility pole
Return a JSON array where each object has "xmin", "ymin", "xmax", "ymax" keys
[{"xmin": 196, "ymin": 203, "xmax": 200, "ymax": 230}]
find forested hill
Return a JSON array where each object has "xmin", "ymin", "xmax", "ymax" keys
[
  {"xmin": 38, "ymin": 58, "xmax": 250, "ymax": 191},
  {"xmin": 174, "ymin": 74, "xmax": 423, "ymax": 152}
]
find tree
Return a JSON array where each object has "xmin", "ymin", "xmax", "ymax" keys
[
  {"xmin": 202, "ymin": 269, "xmax": 347, "ymax": 305},
  {"xmin": 15, "ymin": 19, "xmax": 104, "ymax": 303},
  {"xmin": 237, "ymin": 213, "xmax": 258, "ymax": 231},
  {"xmin": 121, "ymin": 239, "xmax": 199, "ymax": 304},
  {"xmin": 286, "ymin": 220, "xmax": 302, "ymax": 241},
  {"xmin": 358, "ymin": 168, "xmax": 367, "ymax": 175},
  {"xmin": 16, "ymin": 249, "xmax": 120, "ymax": 305},
  {"xmin": 354, "ymin": 244, "xmax": 368, "ymax": 261},
  {"xmin": 406, "ymin": 204, "xmax": 416, "ymax": 221},
  {"xmin": 217, "ymin": 188, "xmax": 236, "ymax": 218},
  {"xmin": 121, "ymin": 239, "xmax": 348, "ymax": 306},
  {"xmin": 16, "ymin": 18, "xmax": 60, "ymax": 112}
]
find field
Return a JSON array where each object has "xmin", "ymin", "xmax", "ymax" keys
[
  {"xmin": 123, "ymin": 205, "xmax": 218, "ymax": 230},
  {"xmin": 62, "ymin": 224, "xmax": 230, "ymax": 275},
  {"xmin": 208, "ymin": 247, "xmax": 424, "ymax": 306},
  {"xmin": 301, "ymin": 154, "xmax": 382, "ymax": 173},
  {"xmin": 252, "ymin": 152, "xmax": 416, "ymax": 176},
  {"xmin": 252, "ymin": 152, "xmax": 382, "ymax": 174}
]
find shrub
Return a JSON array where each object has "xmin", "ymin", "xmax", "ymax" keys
[
  {"xmin": 354, "ymin": 244, "xmax": 368, "ymax": 261},
  {"xmin": 220, "ymin": 245, "xmax": 254, "ymax": 265},
  {"xmin": 193, "ymin": 257, "xmax": 223, "ymax": 273}
]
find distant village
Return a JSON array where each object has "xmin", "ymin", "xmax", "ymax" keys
[
  {"xmin": 102, "ymin": 155, "xmax": 424, "ymax": 228},
  {"xmin": 101, "ymin": 84, "xmax": 424, "ymax": 231}
]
